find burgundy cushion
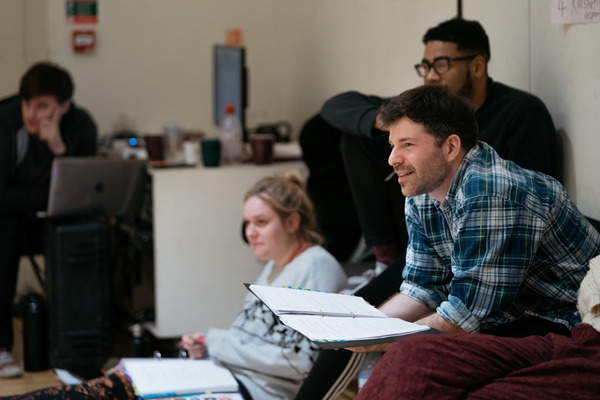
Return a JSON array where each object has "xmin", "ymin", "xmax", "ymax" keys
[{"xmin": 356, "ymin": 324, "xmax": 600, "ymax": 400}]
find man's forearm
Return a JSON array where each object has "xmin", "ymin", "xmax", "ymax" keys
[
  {"xmin": 416, "ymin": 312, "xmax": 467, "ymax": 334},
  {"xmin": 379, "ymin": 293, "xmax": 434, "ymax": 321},
  {"xmin": 380, "ymin": 293, "xmax": 466, "ymax": 334}
]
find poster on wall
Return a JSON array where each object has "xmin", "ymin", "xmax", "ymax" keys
[
  {"xmin": 551, "ymin": 0, "xmax": 600, "ymax": 24},
  {"xmin": 66, "ymin": 0, "xmax": 98, "ymax": 24}
]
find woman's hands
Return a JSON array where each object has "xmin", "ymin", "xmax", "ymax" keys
[{"xmin": 180, "ymin": 332, "xmax": 209, "ymax": 359}]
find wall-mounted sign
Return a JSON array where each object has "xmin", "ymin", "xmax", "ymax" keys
[
  {"xmin": 551, "ymin": 0, "xmax": 600, "ymax": 24},
  {"xmin": 66, "ymin": 0, "xmax": 98, "ymax": 24},
  {"xmin": 72, "ymin": 30, "xmax": 96, "ymax": 53}
]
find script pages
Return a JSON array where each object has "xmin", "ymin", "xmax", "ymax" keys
[
  {"xmin": 247, "ymin": 284, "xmax": 430, "ymax": 349},
  {"xmin": 120, "ymin": 358, "xmax": 239, "ymax": 399}
]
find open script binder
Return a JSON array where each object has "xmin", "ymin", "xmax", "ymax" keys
[
  {"xmin": 120, "ymin": 358, "xmax": 239, "ymax": 399},
  {"xmin": 247, "ymin": 284, "xmax": 430, "ymax": 349}
]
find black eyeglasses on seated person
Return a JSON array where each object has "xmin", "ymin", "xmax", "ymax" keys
[{"xmin": 414, "ymin": 55, "xmax": 477, "ymax": 77}]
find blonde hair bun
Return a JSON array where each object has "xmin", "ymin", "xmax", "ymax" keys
[{"xmin": 281, "ymin": 169, "xmax": 306, "ymax": 191}]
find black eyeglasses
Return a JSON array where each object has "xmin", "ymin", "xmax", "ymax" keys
[{"xmin": 414, "ymin": 55, "xmax": 478, "ymax": 77}]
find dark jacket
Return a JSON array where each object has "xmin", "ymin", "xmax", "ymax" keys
[{"xmin": 0, "ymin": 95, "xmax": 97, "ymax": 213}]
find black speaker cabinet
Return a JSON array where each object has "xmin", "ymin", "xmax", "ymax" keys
[{"xmin": 44, "ymin": 218, "xmax": 112, "ymax": 377}]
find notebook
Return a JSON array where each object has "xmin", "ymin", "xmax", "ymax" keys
[
  {"xmin": 120, "ymin": 358, "xmax": 239, "ymax": 398},
  {"xmin": 247, "ymin": 283, "xmax": 432, "ymax": 349},
  {"xmin": 45, "ymin": 157, "xmax": 146, "ymax": 218}
]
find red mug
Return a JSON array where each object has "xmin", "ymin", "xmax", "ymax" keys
[
  {"xmin": 144, "ymin": 135, "xmax": 166, "ymax": 166},
  {"xmin": 250, "ymin": 134, "xmax": 275, "ymax": 164}
]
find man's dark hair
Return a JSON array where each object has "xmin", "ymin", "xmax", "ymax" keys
[
  {"xmin": 19, "ymin": 62, "xmax": 74, "ymax": 104},
  {"xmin": 423, "ymin": 18, "xmax": 490, "ymax": 62},
  {"xmin": 377, "ymin": 84, "xmax": 479, "ymax": 151}
]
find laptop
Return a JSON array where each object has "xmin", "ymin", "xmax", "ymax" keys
[{"xmin": 45, "ymin": 157, "xmax": 147, "ymax": 219}]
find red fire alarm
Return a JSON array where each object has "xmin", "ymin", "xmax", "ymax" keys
[{"xmin": 72, "ymin": 30, "xmax": 96, "ymax": 53}]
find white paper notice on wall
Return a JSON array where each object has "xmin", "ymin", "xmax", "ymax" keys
[{"xmin": 551, "ymin": 0, "xmax": 600, "ymax": 24}]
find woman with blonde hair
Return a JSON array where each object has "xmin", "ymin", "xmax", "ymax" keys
[{"xmin": 182, "ymin": 169, "xmax": 347, "ymax": 399}]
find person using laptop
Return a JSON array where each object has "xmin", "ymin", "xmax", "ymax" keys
[{"xmin": 0, "ymin": 62, "xmax": 97, "ymax": 377}]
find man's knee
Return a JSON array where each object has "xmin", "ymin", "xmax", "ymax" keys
[
  {"xmin": 387, "ymin": 335, "xmax": 440, "ymax": 360},
  {"xmin": 340, "ymin": 133, "xmax": 369, "ymax": 165}
]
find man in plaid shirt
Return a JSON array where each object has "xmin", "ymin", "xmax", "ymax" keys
[{"xmin": 352, "ymin": 84, "xmax": 600, "ymax": 352}]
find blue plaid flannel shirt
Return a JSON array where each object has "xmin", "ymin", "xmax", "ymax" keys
[{"xmin": 401, "ymin": 142, "xmax": 600, "ymax": 333}]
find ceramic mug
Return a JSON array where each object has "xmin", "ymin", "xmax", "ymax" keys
[
  {"xmin": 201, "ymin": 139, "xmax": 221, "ymax": 167},
  {"xmin": 250, "ymin": 134, "xmax": 275, "ymax": 164}
]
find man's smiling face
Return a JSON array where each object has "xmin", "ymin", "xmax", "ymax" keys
[{"xmin": 387, "ymin": 117, "xmax": 454, "ymax": 202}]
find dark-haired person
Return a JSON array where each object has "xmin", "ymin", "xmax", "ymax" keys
[
  {"xmin": 362, "ymin": 84, "xmax": 598, "ymax": 341},
  {"xmin": 349, "ymin": 85, "xmax": 600, "ymax": 398},
  {"xmin": 0, "ymin": 62, "xmax": 97, "ymax": 377},
  {"xmin": 295, "ymin": 18, "xmax": 558, "ymax": 399}
]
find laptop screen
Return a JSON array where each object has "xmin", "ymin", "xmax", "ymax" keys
[{"xmin": 46, "ymin": 157, "xmax": 146, "ymax": 219}]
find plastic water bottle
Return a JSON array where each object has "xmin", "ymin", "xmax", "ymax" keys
[
  {"xmin": 219, "ymin": 103, "xmax": 243, "ymax": 164},
  {"xmin": 358, "ymin": 351, "xmax": 382, "ymax": 391}
]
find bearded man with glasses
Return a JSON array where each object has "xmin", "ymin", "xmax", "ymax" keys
[{"xmin": 295, "ymin": 17, "xmax": 557, "ymax": 400}]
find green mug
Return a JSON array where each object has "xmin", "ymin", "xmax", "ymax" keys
[{"xmin": 201, "ymin": 139, "xmax": 221, "ymax": 167}]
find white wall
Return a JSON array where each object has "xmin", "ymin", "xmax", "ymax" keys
[
  {"xmin": 43, "ymin": 0, "xmax": 306, "ymax": 137},
  {"xmin": 2, "ymin": 0, "xmax": 457, "ymax": 137},
  {"xmin": 0, "ymin": 1, "xmax": 529, "ymax": 136},
  {"xmin": 529, "ymin": 0, "xmax": 600, "ymax": 219},
  {"xmin": 1, "ymin": 0, "xmax": 599, "ymax": 216},
  {"xmin": 463, "ymin": 0, "xmax": 531, "ymax": 91},
  {"xmin": 0, "ymin": 0, "xmax": 48, "ymax": 96}
]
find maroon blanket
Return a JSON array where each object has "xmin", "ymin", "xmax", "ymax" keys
[{"xmin": 357, "ymin": 324, "xmax": 600, "ymax": 400}]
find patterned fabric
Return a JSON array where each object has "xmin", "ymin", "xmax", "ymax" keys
[
  {"xmin": 232, "ymin": 299, "xmax": 318, "ymax": 355},
  {"xmin": 4, "ymin": 371, "xmax": 135, "ymax": 400},
  {"xmin": 402, "ymin": 142, "xmax": 600, "ymax": 333}
]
